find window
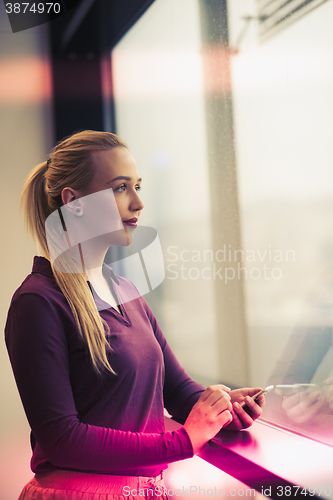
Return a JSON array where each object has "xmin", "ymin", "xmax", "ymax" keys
[
  {"xmin": 111, "ymin": 0, "xmax": 218, "ymax": 386},
  {"xmin": 228, "ymin": 0, "xmax": 333, "ymax": 446},
  {"xmin": 111, "ymin": 0, "xmax": 333, "ymax": 447}
]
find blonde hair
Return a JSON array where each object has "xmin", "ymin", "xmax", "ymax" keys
[{"xmin": 21, "ymin": 130, "xmax": 128, "ymax": 375}]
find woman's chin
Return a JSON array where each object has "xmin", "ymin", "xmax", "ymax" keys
[{"xmin": 109, "ymin": 226, "xmax": 135, "ymax": 247}]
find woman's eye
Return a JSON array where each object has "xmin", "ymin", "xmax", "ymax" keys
[{"xmin": 115, "ymin": 184, "xmax": 142, "ymax": 193}]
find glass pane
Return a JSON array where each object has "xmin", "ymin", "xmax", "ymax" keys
[
  {"xmin": 111, "ymin": 0, "xmax": 219, "ymax": 385},
  {"xmin": 112, "ymin": 0, "xmax": 333, "ymax": 446},
  {"xmin": 228, "ymin": 0, "xmax": 333, "ymax": 445}
]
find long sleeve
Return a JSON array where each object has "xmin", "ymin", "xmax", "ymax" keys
[
  {"xmin": 142, "ymin": 300, "xmax": 205, "ymax": 423},
  {"xmin": 5, "ymin": 287, "xmax": 193, "ymax": 474}
]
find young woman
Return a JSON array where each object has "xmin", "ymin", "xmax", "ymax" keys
[{"xmin": 5, "ymin": 130, "xmax": 264, "ymax": 500}]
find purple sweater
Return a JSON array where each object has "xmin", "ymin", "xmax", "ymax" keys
[{"xmin": 5, "ymin": 256, "xmax": 205, "ymax": 476}]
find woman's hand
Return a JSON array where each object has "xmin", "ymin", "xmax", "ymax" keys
[
  {"xmin": 223, "ymin": 387, "xmax": 265, "ymax": 431},
  {"xmin": 184, "ymin": 385, "xmax": 233, "ymax": 454}
]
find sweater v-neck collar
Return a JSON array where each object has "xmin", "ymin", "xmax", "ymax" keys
[{"xmin": 32, "ymin": 256, "xmax": 131, "ymax": 324}]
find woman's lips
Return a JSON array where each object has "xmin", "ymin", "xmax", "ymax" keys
[{"xmin": 123, "ymin": 217, "xmax": 138, "ymax": 226}]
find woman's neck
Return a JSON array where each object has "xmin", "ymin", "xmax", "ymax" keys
[{"xmin": 78, "ymin": 238, "xmax": 109, "ymax": 278}]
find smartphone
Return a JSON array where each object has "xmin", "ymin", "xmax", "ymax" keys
[
  {"xmin": 240, "ymin": 385, "xmax": 274, "ymax": 413},
  {"xmin": 275, "ymin": 384, "xmax": 319, "ymax": 396}
]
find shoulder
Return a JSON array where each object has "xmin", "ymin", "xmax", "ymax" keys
[
  {"xmin": 5, "ymin": 259, "xmax": 77, "ymax": 354},
  {"xmin": 10, "ymin": 258, "xmax": 66, "ymax": 309},
  {"xmin": 6, "ymin": 257, "xmax": 73, "ymax": 334}
]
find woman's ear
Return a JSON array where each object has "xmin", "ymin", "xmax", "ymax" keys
[
  {"xmin": 61, "ymin": 187, "xmax": 83, "ymax": 216},
  {"xmin": 61, "ymin": 187, "xmax": 76, "ymax": 206}
]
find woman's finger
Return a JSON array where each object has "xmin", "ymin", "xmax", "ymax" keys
[
  {"xmin": 199, "ymin": 385, "xmax": 231, "ymax": 403},
  {"xmin": 214, "ymin": 396, "xmax": 233, "ymax": 415},
  {"xmin": 233, "ymin": 402, "xmax": 255, "ymax": 427},
  {"xmin": 219, "ymin": 384, "xmax": 231, "ymax": 392},
  {"xmin": 206, "ymin": 390, "xmax": 231, "ymax": 409},
  {"xmin": 241, "ymin": 396, "xmax": 263, "ymax": 418},
  {"xmin": 228, "ymin": 407, "xmax": 245, "ymax": 430},
  {"xmin": 255, "ymin": 394, "xmax": 265, "ymax": 408}
]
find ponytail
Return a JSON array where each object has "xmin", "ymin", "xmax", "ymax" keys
[
  {"xmin": 21, "ymin": 130, "xmax": 128, "ymax": 376},
  {"xmin": 21, "ymin": 161, "xmax": 51, "ymax": 257}
]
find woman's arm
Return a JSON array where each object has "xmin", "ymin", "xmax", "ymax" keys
[
  {"xmin": 5, "ymin": 292, "xmax": 194, "ymax": 472},
  {"xmin": 143, "ymin": 300, "xmax": 263, "ymax": 431},
  {"xmin": 142, "ymin": 298, "xmax": 205, "ymax": 421}
]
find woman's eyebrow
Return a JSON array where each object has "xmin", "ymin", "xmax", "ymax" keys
[{"xmin": 106, "ymin": 176, "xmax": 142, "ymax": 183}]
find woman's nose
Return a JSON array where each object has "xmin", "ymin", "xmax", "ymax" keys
[{"xmin": 130, "ymin": 190, "xmax": 144, "ymax": 212}]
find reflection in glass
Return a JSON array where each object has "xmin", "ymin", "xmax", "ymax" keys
[{"xmin": 228, "ymin": 0, "xmax": 333, "ymax": 445}]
